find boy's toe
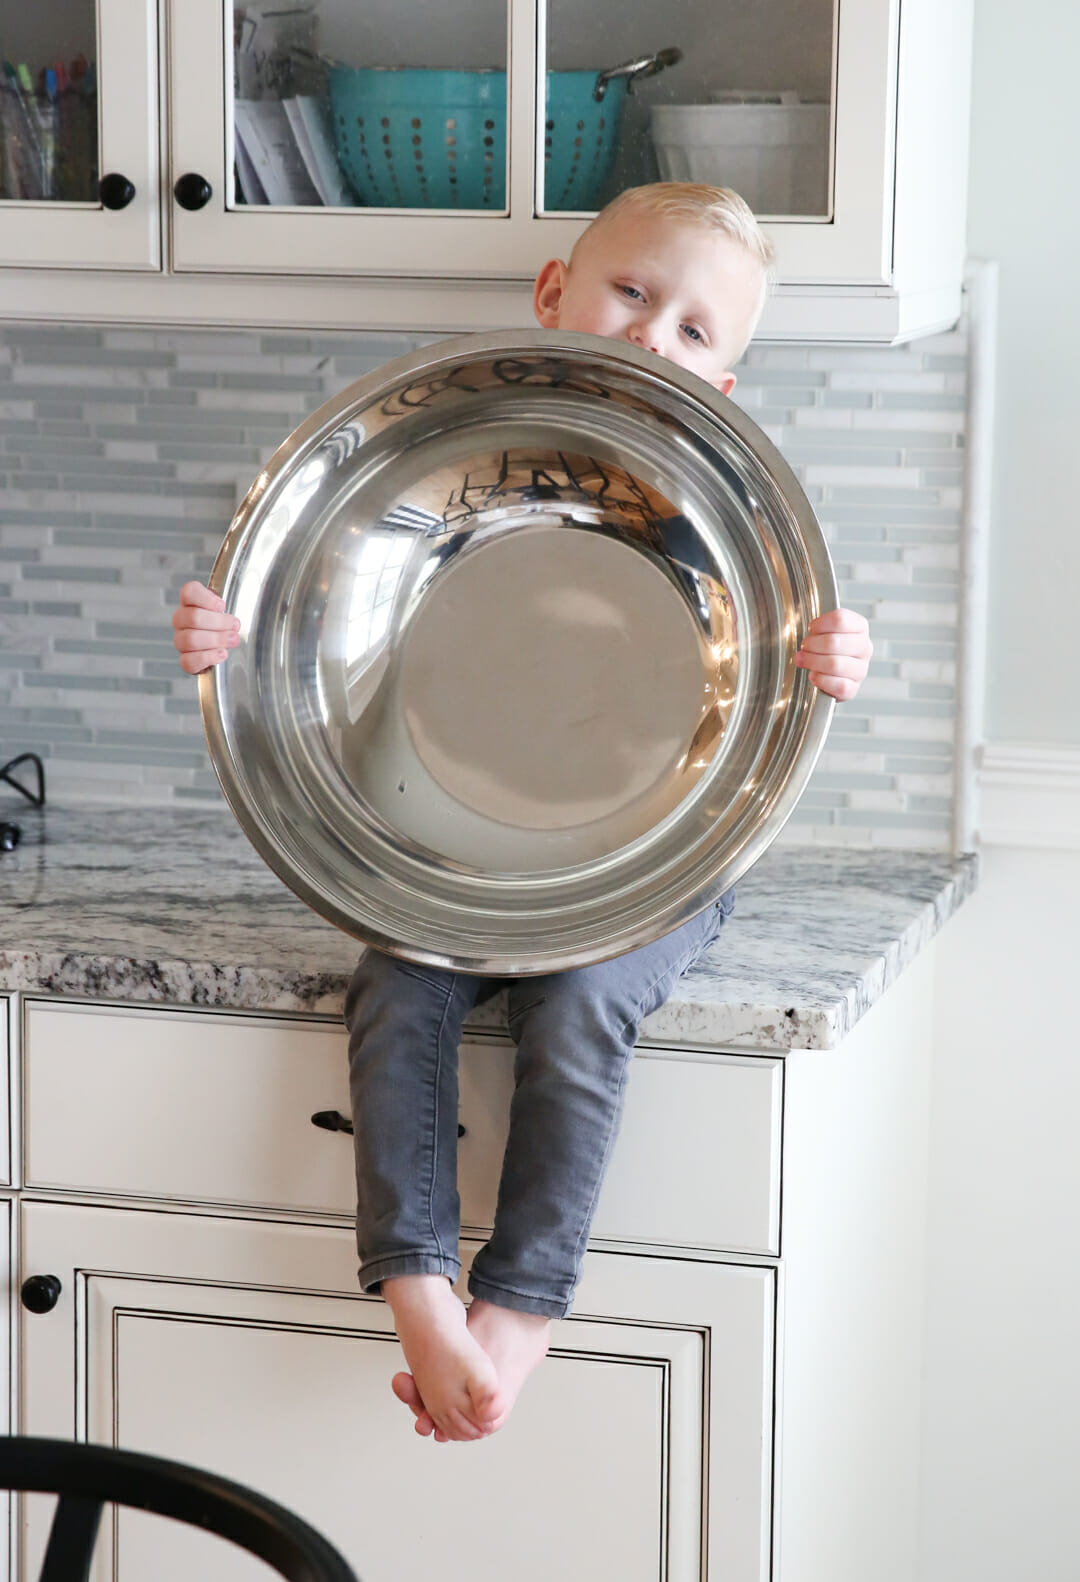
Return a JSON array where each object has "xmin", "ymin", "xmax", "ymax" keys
[
  {"xmin": 444, "ymin": 1406, "xmax": 484, "ymax": 1442},
  {"xmin": 471, "ymin": 1390, "xmax": 505, "ymax": 1431},
  {"xmin": 467, "ymin": 1373, "xmax": 503, "ymax": 1425},
  {"xmin": 391, "ymin": 1370, "xmax": 425, "ymax": 1417},
  {"xmin": 392, "ymin": 1371, "xmax": 440, "ymax": 1437}
]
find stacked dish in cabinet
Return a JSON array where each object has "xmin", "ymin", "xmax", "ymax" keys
[{"xmin": 650, "ymin": 91, "xmax": 830, "ymax": 216}]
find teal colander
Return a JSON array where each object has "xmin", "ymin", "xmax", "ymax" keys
[{"xmin": 329, "ymin": 49, "xmax": 681, "ymax": 211}]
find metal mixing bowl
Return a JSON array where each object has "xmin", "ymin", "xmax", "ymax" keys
[{"xmin": 200, "ymin": 330, "xmax": 836, "ymax": 973}]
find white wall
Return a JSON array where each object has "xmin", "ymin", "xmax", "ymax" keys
[
  {"xmin": 923, "ymin": 849, "xmax": 1080, "ymax": 1581},
  {"xmin": 965, "ymin": 0, "xmax": 1080, "ymax": 746},
  {"xmin": 921, "ymin": 4, "xmax": 1080, "ymax": 1577}
]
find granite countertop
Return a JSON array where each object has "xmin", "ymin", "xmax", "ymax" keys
[{"xmin": 0, "ymin": 804, "xmax": 977, "ymax": 1051}]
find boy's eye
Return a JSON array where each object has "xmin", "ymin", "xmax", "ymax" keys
[
  {"xmin": 681, "ymin": 323, "xmax": 705, "ymax": 344},
  {"xmin": 617, "ymin": 284, "xmax": 644, "ymax": 301}
]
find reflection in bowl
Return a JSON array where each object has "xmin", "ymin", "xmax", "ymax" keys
[{"xmin": 201, "ymin": 331, "xmax": 835, "ymax": 972}]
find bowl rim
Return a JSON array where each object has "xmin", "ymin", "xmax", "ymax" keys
[{"xmin": 200, "ymin": 329, "xmax": 838, "ymax": 973}]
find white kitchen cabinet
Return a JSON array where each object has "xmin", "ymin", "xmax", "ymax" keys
[
  {"xmin": 21, "ymin": 1001, "xmax": 782, "ymax": 1255},
  {"xmin": 16, "ymin": 1200, "xmax": 775, "ymax": 1582},
  {"xmin": 0, "ymin": 0, "xmax": 159, "ymax": 269},
  {"xmin": 0, "ymin": 0, "xmax": 974, "ymax": 341},
  {"xmin": 6, "ymin": 938, "xmax": 938, "ymax": 1582},
  {"xmin": 0, "ymin": 1197, "xmax": 10, "ymax": 1580},
  {"xmin": 0, "ymin": 999, "xmax": 9, "ymax": 1187}
]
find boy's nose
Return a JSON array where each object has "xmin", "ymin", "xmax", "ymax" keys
[{"xmin": 629, "ymin": 320, "xmax": 664, "ymax": 355}]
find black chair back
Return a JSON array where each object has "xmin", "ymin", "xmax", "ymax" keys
[{"xmin": 0, "ymin": 1437, "xmax": 361, "ymax": 1582}]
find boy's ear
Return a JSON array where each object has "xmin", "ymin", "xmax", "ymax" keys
[
  {"xmin": 533, "ymin": 258, "xmax": 568, "ymax": 327},
  {"xmin": 715, "ymin": 372, "xmax": 737, "ymax": 396}
]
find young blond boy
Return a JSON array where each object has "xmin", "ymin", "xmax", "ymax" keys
[{"xmin": 174, "ymin": 183, "xmax": 872, "ymax": 1444}]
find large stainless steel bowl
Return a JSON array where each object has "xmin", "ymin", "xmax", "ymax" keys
[{"xmin": 201, "ymin": 330, "xmax": 836, "ymax": 973}]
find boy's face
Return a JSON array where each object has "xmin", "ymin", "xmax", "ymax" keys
[{"xmin": 533, "ymin": 210, "xmax": 765, "ymax": 395}]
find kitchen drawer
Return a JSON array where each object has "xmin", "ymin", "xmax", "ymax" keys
[
  {"xmin": 23, "ymin": 1000, "xmax": 781, "ymax": 1254},
  {"xmin": 459, "ymin": 1041, "xmax": 781, "ymax": 1256},
  {"xmin": 23, "ymin": 1002, "xmax": 355, "ymax": 1216}
]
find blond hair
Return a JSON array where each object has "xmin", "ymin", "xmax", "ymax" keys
[{"xmin": 573, "ymin": 182, "xmax": 777, "ymax": 353}]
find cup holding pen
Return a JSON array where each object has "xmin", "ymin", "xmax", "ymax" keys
[{"xmin": 1, "ymin": 60, "xmax": 43, "ymax": 198}]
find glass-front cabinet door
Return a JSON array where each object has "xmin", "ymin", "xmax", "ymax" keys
[
  {"xmin": 536, "ymin": 0, "xmax": 897, "ymax": 286},
  {"xmin": 0, "ymin": 0, "xmax": 159, "ymax": 268},
  {"xmin": 170, "ymin": 0, "xmax": 580, "ymax": 276},
  {"xmin": 539, "ymin": 0, "xmax": 835, "ymax": 220},
  {"xmin": 171, "ymin": 0, "xmax": 893, "ymax": 285}
]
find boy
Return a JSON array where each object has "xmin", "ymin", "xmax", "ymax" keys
[{"xmin": 173, "ymin": 183, "xmax": 872, "ymax": 1444}]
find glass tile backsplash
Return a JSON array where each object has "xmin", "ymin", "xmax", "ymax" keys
[{"xmin": 0, "ymin": 320, "xmax": 966, "ymax": 847}]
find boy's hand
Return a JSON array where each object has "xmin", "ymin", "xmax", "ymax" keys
[
  {"xmin": 794, "ymin": 608, "xmax": 872, "ymax": 701},
  {"xmin": 172, "ymin": 580, "xmax": 241, "ymax": 675}
]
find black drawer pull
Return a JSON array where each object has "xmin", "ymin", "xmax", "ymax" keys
[
  {"xmin": 311, "ymin": 1110, "xmax": 352, "ymax": 1134},
  {"xmin": 310, "ymin": 1111, "xmax": 466, "ymax": 1138}
]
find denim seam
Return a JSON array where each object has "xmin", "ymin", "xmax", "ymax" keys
[
  {"xmin": 395, "ymin": 960, "xmax": 455, "ymax": 991},
  {"xmin": 619, "ymin": 909, "xmax": 730, "ymax": 1042},
  {"xmin": 620, "ymin": 949, "xmax": 697, "ymax": 1044},
  {"xmin": 362, "ymin": 1249, "xmax": 461, "ymax": 1277},
  {"xmin": 468, "ymin": 1271, "xmax": 572, "ymax": 1304},
  {"xmin": 568, "ymin": 1034, "xmax": 635, "ymax": 1279},
  {"xmin": 360, "ymin": 1251, "xmax": 462, "ymax": 1291},
  {"xmin": 467, "ymin": 1274, "xmax": 571, "ymax": 1317},
  {"xmin": 507, "ymin": 993, "xmax": 545, "ymax": 1040},
  {"xmin": 425, "ymin": 974, "xmax": 459, "ymax": 1265}
]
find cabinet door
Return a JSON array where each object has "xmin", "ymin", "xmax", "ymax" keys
[
  {"xmin": 0, "ymin": 1198, "xmax": 10, "ymax": 1582},
  {"xmin": 0, "ymin": 0, "xmax": 159, "ymax": 269},
  {"xmin": 18, "ymin": 1200, "xmax": 774, "ymax": 1582},
  {"xmin": 168, "ymin": 0, "xmax": 900, "ymax": 286},
  {"xmin": 0, "ymin": 999, "xmax": 9, "ymax": 1186},
  {"xmin": 538, "ymin": 0, "xmax": 895, "ymax": 286},
  {"xmin": 169, "ymin": 0, "xmax": 581, "ymax": 277}
]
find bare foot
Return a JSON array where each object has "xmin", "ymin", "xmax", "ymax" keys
[
  {"xmin": 383, "ymin": 1274, "xmax": 504, "ymax": 1441},
  {"xmin": 465, "ymin": 1298, "xmax": 551, "ymax": 1433},
  {"xmin": 390, "ymin": 1371, "xmax": 448, "ymax": 1442}
]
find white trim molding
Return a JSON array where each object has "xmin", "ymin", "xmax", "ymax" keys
[
  {"xmin": 0, "ymin": 267, "xmax": 942, "ymax": 344},
  {"xmin": 977, "ymin": 742, "xmax": 1080, "ymax": 850},
  {"xmin": 952, "ymin": 259, "xmax": 998, "ymax": 854}
]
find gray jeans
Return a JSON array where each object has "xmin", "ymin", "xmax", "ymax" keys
[{"xmin": 343, "ymin": 892, "xmax": 734, "ymax": 1319}]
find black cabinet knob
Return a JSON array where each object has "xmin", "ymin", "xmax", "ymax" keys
[
  {"xmin": 0, "ymin": 822, "xmax": 19, "ymax": 852},
  {"xmin": 21, "ymin": 1275, "xmax": 62, "ymax": 1314},
  {"xmin": 99, "ymin": 172, "xmax": 136, "ymax": 210},
  {"xmin": 173, "ymin": 173, "xmax": 213, "ymax": 211}
]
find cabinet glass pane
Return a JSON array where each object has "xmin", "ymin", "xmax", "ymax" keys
[
  {"xmin": 230, "ymin": 1, "xmax": 508, "ymax": 212},
  {"xmin": 0, "ymin": 0, "xmax": 99, "ymax": 202},
  {"xmin": 541, "ymin": 0, "xmax": 835, "ymax": 218}
]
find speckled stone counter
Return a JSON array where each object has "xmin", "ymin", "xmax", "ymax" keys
[{"xmin": 0, "ymin": 803, "xmax": 977, "ymax": 1051}]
